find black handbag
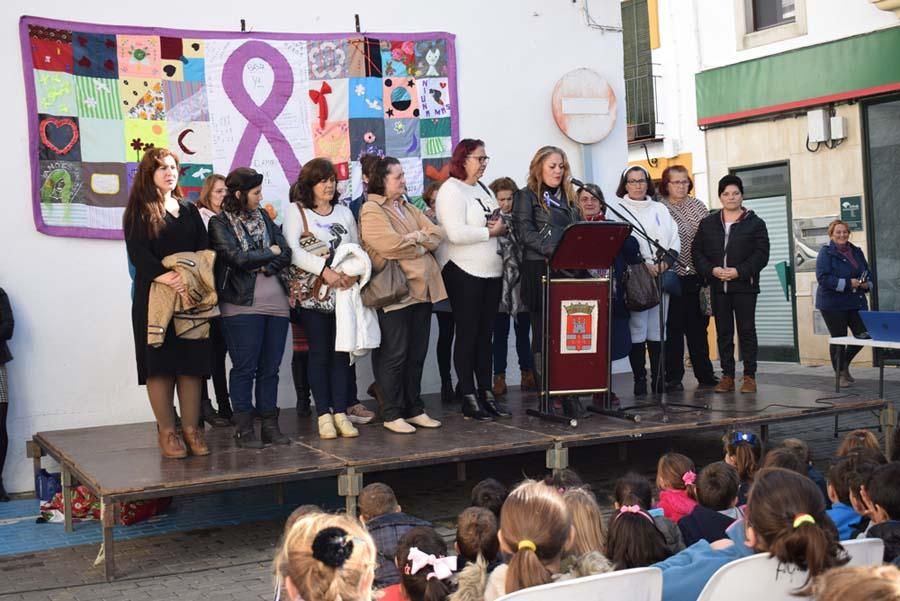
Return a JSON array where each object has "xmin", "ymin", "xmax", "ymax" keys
[
  {"xmin": 661, "ymin": 270, "xmax": 682, "ymax": 296},
  {"xmin": 623, "ymin": 263, "xmax": 661, "ymax": 311}
]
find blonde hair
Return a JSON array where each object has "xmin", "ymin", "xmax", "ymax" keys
[
  {"xmin": 274, "ymin": 512, "xmax": 376, "ymax": 601},
  {"xmin": 499, "ymin": 480, "xmax": 571, "ymax": 594},
  {"xmin": 562, "ymin": 487, "xmax": 605, "ymax": 556},
  {"xmin": 827, "ymin": 219, "xmax": 852, "ymax": 239},
  {"xmin": 525, "ymin": 146, "xmax": 576, "ymax": 211},
  {"xmin": 813, "ymin": 565, "xmax": 900, "ymax": 601},
  {"xmin": 836, "ymin": 429, "xmax": 881, "ymax": 456}
]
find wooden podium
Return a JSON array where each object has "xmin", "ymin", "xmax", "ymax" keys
[{"xmin": 527, "ymin": 221, "xmax": 632, "ymax": 426}]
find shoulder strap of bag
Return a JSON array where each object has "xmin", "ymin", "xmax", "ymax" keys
[{"xmin": 297, "ymin": 204, "xmax": 313, "ymax": 237}]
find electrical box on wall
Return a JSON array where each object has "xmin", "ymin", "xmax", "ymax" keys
[
  {"xmin": 830, "ymin": 116, "xmax": 848, "ymax": 141},
  {"xmin": 807, "ymin": 109, "xmax": 830, "ymax": 143}
]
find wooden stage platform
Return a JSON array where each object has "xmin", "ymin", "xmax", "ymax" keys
[{"xmin": 27, "ymin": 377, "xmax": 891, "ymax": 580}]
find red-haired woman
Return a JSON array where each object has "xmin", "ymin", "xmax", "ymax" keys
[
  {"xmin": 123, "ymin": 148, "xmax": 212, "ymax": 459},
  {"xmin": 435, "ymin": 139, "xmax": 508, "ymax": 420}
]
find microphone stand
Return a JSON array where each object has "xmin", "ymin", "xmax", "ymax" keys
[{"xmin": 581, "ymin": 187, "xmax": 709, "ymax": 424}]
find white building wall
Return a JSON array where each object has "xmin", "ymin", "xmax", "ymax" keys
[{"xmin": 0, "ymin": 0, "xmax": 627, "ymax": 494}]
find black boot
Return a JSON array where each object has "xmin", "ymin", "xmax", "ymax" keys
[
  {"xmin": 202, "ymin": 397, "xmax": 231, "ymax": 428},
  {"xmin": 479, "ymin": 390, "xmax": 511, "ymax": 418},
  {"xmin": 233, "ymin": 411, "xmax": 264, "ymax": 449},
  {"xmin": 441, "ymin": 379, "xmax": 454, "ymax": 404},
  {"xmin": 629, "ymin": 343, "xmax": 648, "ymax": 397},
  {"xmin": 647, "ymin": 341, "xmax": 665, "ymax": 394},
  {"xmin": 261, "ymin": 412, "xmax": 290, "ymax": 445},
  {"xmin": 461, "ymin": 393, "xmax": 492, "ymax": 421},
  {"xmin": 217, "ymin": 395, "xmax": 233, "ymax": 421},
  {"xmin": 292, "ymin": 351, "xmax": 312, "ymax": 417}
]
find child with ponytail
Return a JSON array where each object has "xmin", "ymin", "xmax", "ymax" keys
[
  {"xmin": 388, "ymin": 526, "xmax": 457, "ymax": 601},
  {"xmin": 606, "ymin": 503, "xmax": 671, "ymax": 569},
  {"xmin": 656, "ymin": 453, "xmax": 698, "ymax": 523},
  {"xmin": 654, "ymin": 467, "xmax": 849, "ymax": 601},
  {"xmin": 723, "ymin": 430, "xmax": 762, "ymax": 505},
  {"xmin": 274, "ymin": 512, "xmax": 376, "ymax": 601}
]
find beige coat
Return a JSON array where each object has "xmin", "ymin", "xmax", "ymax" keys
[
  {"xmin": 359, "ymin": 194, "xmax": 447, "ymax": 311},
  {"xmin": 147, "ymin": 250, "xmax": 219, "ymax": 347}
]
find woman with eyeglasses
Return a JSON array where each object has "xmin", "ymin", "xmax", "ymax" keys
[
  {"xmin": 435, "ymin": 139, "xmax": 508, "ymax": 420},
  {"xmin": 658, "ymin": 166, "xmax": 718, "ymax": 392},
  {"xmin": 607, "ymin": 166, "xmax": 680, "ymax": 398}
]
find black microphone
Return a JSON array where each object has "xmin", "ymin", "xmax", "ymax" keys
[{"xmin": 570, "ymin": 177, "xmax": 586, "ymax": 189}]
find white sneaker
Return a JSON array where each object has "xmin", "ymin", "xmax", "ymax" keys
[
  {"xmin": 406, "ymin": 413, "xmax": 442, "ymax": 428},
  {"xmin": 383, "ymin": 418, "xmax": 416, "ymax": 434}
]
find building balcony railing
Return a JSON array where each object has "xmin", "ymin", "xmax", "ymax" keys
[{"xmin": 625, "ymin": 66, "xmax": 663, "ymax": 143}]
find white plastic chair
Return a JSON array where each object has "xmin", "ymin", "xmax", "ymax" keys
[
  {"xmin": 495, "ymin": 567, "xmax": 662, "ymax": 601},
  {"xmin": 696, "ymin": 538, "xmax": 885, "ymax": 601}
]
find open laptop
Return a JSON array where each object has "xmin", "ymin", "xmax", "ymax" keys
[{"xmin": 860, "ymin": 311, "xmax": 900, "ymax": 343}]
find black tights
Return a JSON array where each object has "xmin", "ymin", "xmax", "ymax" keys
[{"xmin": 0, "ymin": 403, "xmax": 7, "ymax": 487}]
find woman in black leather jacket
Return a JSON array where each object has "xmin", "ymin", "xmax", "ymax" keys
[
  {"xmin": 511, "ymin": 146, "xmax": 581, "ymax": 386},
  {"xmin": 209, "ymin": 167, "xmax": 292, "ymax": 448}
]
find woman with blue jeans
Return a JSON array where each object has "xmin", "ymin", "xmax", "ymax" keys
[
  {"xmin": 815, "ymin": 219, "xmax": 872, "ymax": 387},
  {"xmin": 209, "ymin": 167, "xmax": 292, "ymax": 448}
]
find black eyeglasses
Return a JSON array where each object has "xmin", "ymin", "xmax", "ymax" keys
[{"xmin": 468, "ymin": 155, "xmax": 490, "ymax": 164}]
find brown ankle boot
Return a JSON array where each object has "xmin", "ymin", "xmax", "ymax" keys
[
  {"xmin": 492, "ymin": 373, "xmax": 507, "ymax": 396},
  {"xmin": 740, "ymin": 376, "xmax": 757, "ymax": 393},
  {"xmin": 158, "ymin": 429, "xmax": 187, "ymax": 459},
  {"xmin": 520, "ymin": 369, "xmax": 537, "ymax": 391},
  {"xmin": 182, "ymin": 427, "xmax": 210, "ymax": 456},
  {"xmin": 714, "ymin": 376, "xmax": 736, "ymax": 393}
]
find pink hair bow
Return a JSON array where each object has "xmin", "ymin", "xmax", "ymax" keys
[
  {"xmin": 408, "ymin": 547, "xmax": 457, "ymax": 581},
  {"xmin": 682, "ymin": 471, "xmax": 697, "ymax": 486},
  {"xmin": 616, "ymin": 505, "xmax": 654, "ymax": 523}
]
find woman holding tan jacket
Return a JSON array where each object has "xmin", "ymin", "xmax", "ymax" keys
[{"xmin": 360, "ymin": 157, "xmax": 447, "ymax": 434}]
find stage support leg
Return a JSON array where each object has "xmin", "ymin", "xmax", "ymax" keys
[
  {"xmin": 456, "ymin": 462, "xmax": 466, "ymax": 482},
  {"xmin": 25, "ymin": 440, "xmax": 44, "ymax": 498},
  {"xmin": 338, "ymin": 468, "xmax": 363, "ymax": 517},
  {"xmin": 546, "ymin": 443, "xmax": 568, "ymax": 475},
  {"xmin": 618, "ymin": 443, "xmax": 627, "ymax": 462},
  {"xmin": 881, "ymin": 401, "xmax": 896, "ymax": 457},
  {"xmin": 100, "ymin": 499, "xmax": 117, "ymax": 581},
  {"xmin": 274, "ymin": 483, "xmax": 284, "ymax": 506},
  {"xmin": 760, "ymin": 424, "xmax": 769, "ymax": 447},
  {"xmin": 62, "ymin": 468, "xmax": 73, "ymax": 534}
]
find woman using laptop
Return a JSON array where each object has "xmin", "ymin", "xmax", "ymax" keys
[{"xmin": 815, "ymin": 219, "xmax": 871, "ymax": 387}]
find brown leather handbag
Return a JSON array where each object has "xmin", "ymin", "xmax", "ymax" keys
[{"xmin": 361, "ymin": 259, "xmax": 408, "ymax": 309}]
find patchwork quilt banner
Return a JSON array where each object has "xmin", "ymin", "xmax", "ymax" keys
[{"xmin": 20, "ymin": 16, "xmax": 459, "ymax": 239}]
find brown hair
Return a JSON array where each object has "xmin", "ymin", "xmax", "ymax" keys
[
  {"xmin": 613, "ymin": 473, "xmax": 653, "ymax": 510},
  {"xmin": 562, "ymin": 487, "xmax": 606, "ymax": 556},
  {"xmin": 827, "ymin": 219, "xmax": 852, "ymax": 238},
  {"xmin": 489, "ymin": 177, "xmax": 518, "ymax": 196},
  {"xmin": 274, "ymin": 512, "xmax": 376, "ymax": 601},
  {"xmin": 656, "ymin": 453, "xmax": 697, "ymax": 497},
  {"xmin": 456, "ymin": 506, "xmax": 499, "ymax": 564},
  {"xmin": 470, "ymin": 478, "xmax": 507, "ymax": 520},
  {"xmin": 123, "ymin": 147, "xmax": 182, "ymax": 239},
  {"xmin": 696, "ymin": 462, "xmax": 739, "ymax": 511},
  {"xmin": 782, "ymin": 438, "xmax": 812, "ymax": 464},
  {"xmin": 723, "ymin": 431, "xmax": 762, "ymax": 484},
  {"xmin": 359, "ymin": 153, "xmax": 382, "ymax": 183},
  {"xmin": 813, "ymin": 565, "xmax": 900, "ymax": 601},
  {"xmin": 836, "ymin": 429, "xmax": 881, "ymax": 457},
  {"xmin": 422, "ymin": 182, "xmax": 442, "ymax": 208},
  {"xmin": 525, "ymin": 146, "xmax": 576, "ymax": 211},
  {"xmin": 747, "ymin": 468, "xmax": 848, "ymax": 593},
  {"xmin": 658, "ymin": 165, "xmax": 693, "ymax": 198},
  {"xmin": 359, "ymin": 483, "xmax": 398, "ymax": 520},
  {"xmin": 396, "ymin": 527, "xmax": 456, "ymax": 601},
  {"xmin": 366, "ymin": 157, "xmax": 402, "ymax": 197},
  {"xmin": 605, "ymin": 507, "xmax": 670, "ymax": 569},
  {"xmin": 761, "ymin": 447, "xmax": 807, "ymax": 476},
  {"xmin": 196, "ymin": 173, "xmax": 225, "ymax": 212},
  {"xmin": 499, "ymin": 480, "xmax": 571, "ymax": 594},
  {"xmin": 290, "ymin": 158, "xmax": 339, "ymax": 209},
  {"xmin": 615, "ymin": 166, "xmax": 657, "ymax": 199}
]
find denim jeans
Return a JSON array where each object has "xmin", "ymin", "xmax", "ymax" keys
[
  {"xmin": 222, "ymin": 314, "xmax": 289, "ymax": 414},
  {"xmin": 299, "ymin": 309, "xmax": 351, "ymax": 416},
  {"xmin": 493, "ymin": 312, "xmax": 534, "ymax": 375}
]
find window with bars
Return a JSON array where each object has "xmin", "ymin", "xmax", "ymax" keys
[{"xmin": 622, "ymin": 0, "xmax": 657, "ymax": 142}]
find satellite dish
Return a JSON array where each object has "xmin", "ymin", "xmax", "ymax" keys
[{"xmin": 551, "ymin": 68, "xmax": 617, "ymax": 144}]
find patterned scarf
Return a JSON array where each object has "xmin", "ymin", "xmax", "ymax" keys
[{"xmin": 223, "ymin": 208, "xmax": 270, "ymax": 252}]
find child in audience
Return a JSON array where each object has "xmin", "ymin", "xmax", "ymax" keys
[
  {"xmin": 484, "ymin": 479, "xmax": 611, "ymax": 601},
  {"xmin": 846, "ymin": 449, "xmax": 886, "ymax": 538},
  {"xmin": 273, "ymin": 512, "xmax": 377, "ymax": 601},
  {"xmin": 837, "ymin": 429, "xmax": 881, "ymax": 456},
  {"xmin": 813, "ymin": 565, "xmax": 900, "ymax": 601},
  {"xmin": 449, "ymin": 508, "xmax": 502, "ymax": 601},
  {"xmin": 358, "ymin": 483, "xmax": 431, "ymax": 588},
  {"xmin": 562, "ymin": 487, "xmax": 606, "ymax": 557},
  {"xmin": 723, "ymin": 430, "xmax": 761, "ymax": 505},
  {"xmin": 384, "ymin": 526, "xmax": 457, "ymax": 601},
  {"xmin": 656, "ymin": 453, "xmax": 698, "ymax": 523},
  {"xmin": 470, "ymin": 478, "xmax": 507, "ymax": 520},
  {"xmin": 606, "ymin": 500, "xmax": 672, "ymax": 570},
  {"xmin": 827, "ymin": 454, "xmax": 868, "ymax": 540},
  {"xmin": 761, "ymin": 447, "xmax": 806, "ymax": 475},
  {"xmin": 654, "ymin": 467, "xmax": 849, "ymax": 601},
  {"xmin": 862, "ymin": 462, "xmax": 900, "ymax": 562},
  {"xmin": 613, "ymin": 472, "xmax": 685, "ymax": 553},
  {"xmin": 678, "ymin": 462, "xmax": 742, "ymax": 547},
  {"xmin": 284, "ymin": 504, "xmax": 323, "ymax": 535},
  {"xmin": 783, "ymin": 437, "xmax": 830, "ymax": 508},
  {"xmin": 543, "ymin": 468, "xmax": 585, "ymax": 492}
]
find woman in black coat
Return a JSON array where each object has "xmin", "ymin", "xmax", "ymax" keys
[
  {"xmin": 693, "ymin": 175, "xmax": 769, "ymax": 394},
  {"xmin": 0, "ymin": 287, "xmax": 12, "ymax": 501},
  {"xmin": 208, "ymin": 167, "xmax": 292, "ymax": 449},
  {"xmin": 124, "ymin": 148, "xmax": 212, "ymax": 459}
]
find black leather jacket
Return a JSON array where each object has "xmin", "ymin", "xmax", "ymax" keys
[
  {"xmin": 0, "ymin": 287, "xmax": 13, "ymax": 365},
  {"xmin": 693, "ymin": 209, "xmax": 769, "ymax": 295},
  {"xmin": 208, "ymin": 210, "xmax": 292, "ymax": 306},
  {"xmin": 511, "ymin": 188, "xmax": 581, "ymax": 262}
]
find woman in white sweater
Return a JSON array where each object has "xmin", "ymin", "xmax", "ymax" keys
[
  {"xmin": 283, "ymin": 158, "xmax": 360, "ymax": 440},
  {"xmin": 435, "ymin": 139, "xmax": 508, "ymax": 420},
  {"xmin": 606, "ymin": 166, "xmax": 681, "ymax": 398}
]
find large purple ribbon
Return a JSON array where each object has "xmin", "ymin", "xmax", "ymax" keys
[{"xmin": 222, "ymin": 41, "xmax": 301, "ymax": 179}]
